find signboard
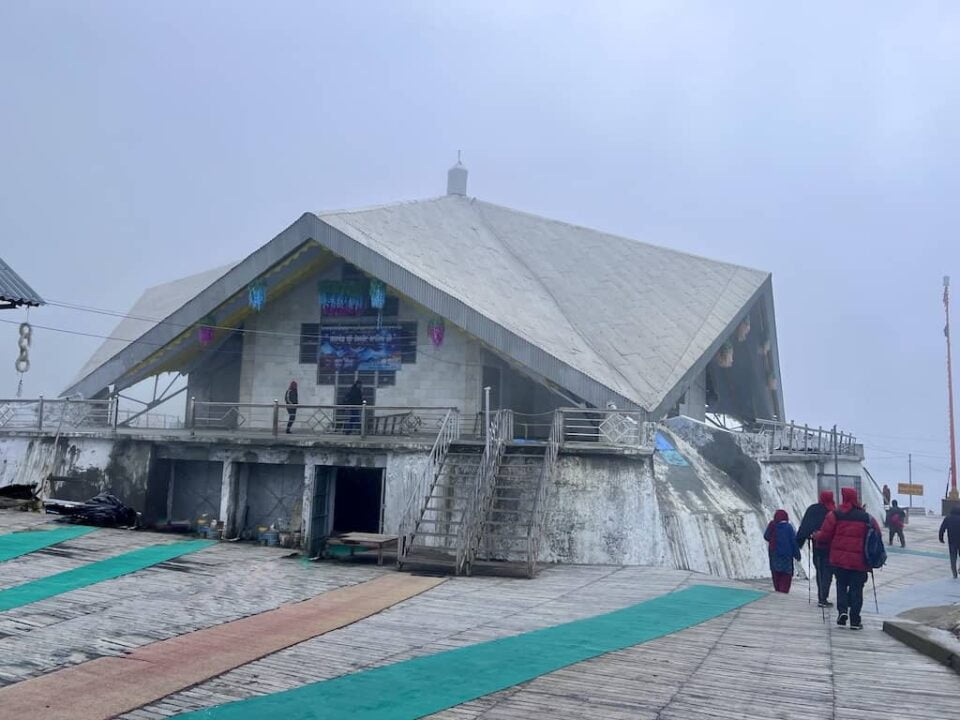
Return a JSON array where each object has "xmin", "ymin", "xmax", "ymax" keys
[
  {"xmin": 318, "ymin": 326, "xmax": 402, "ymax": 372},
  {"xmin": 898, "ymin": 483, "xmax": 924, "ymax": 496}
]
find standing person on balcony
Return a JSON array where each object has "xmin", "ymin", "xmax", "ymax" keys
[
  {"xmin": 797, "ymin": 490, "xmax": 836, "ymax": 607},
  {"xmin": 815, "ymin": 487, "xmax": 883, "ymax": 630},
  {"xmin": 763, "ymin": 509, "xmax": 802, "ymax": 593},
  {"xmin": 342, "ymin": 378, "xmax": 363, "ymax": 434},
  {"xmin": 886, "ymin": 500, "xmax": 907, "ymax": 547},
  {"xmin": 284, "ymin": 381, "xmax": 298, "ymax": 434}
]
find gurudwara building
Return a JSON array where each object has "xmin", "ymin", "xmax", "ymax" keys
[{"xmin": 0, "ymin": 164, "xmax": 876, "ymax": 578}]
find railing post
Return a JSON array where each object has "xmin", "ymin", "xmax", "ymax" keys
[
  {"xmin": 189, "ymin": 396, "xmax": 197, "ymax": 435},
  {"xmin": 803, "ymin": 424, "xmax": 809, "ymax": 452},
  {"xmin": 37, "ymin": 395, "xmax": 44, "ymax": 431},
  {"xmin": 272, "ymin": 399, "xmax": 280, "ymax": 437},
  {"xmin": 112, "ymin": 395, "xmax": 120, "ymax": 433},
  {"xmin": 360, "ymin": 401, "xmax": 367, "ymax": 438},
  {"xmin": 483, "ymin": 386, "xmax": 491, "ymax": 450}
]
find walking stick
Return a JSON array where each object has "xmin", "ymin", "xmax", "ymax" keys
[
  {"xmin": 807, "ymin": 546, "xmax": 812, "ymax": 604},
  {"xmin": 870, "ymin": 570, "xmax": 879, "ymax": 614}
]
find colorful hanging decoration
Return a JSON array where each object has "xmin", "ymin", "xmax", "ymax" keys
[
  {"xmin": 248, "ymin": 280, "xmax": 267, "ymax": 311},
  {"xmin": 369, "ymin": 279, "xmax": 386, "ymax": 310},
  {"xmin": 716, "ymin": 341, "xmax": 734, "ymax": 368},
  {"xmin": 736, "ymin": 317, "xmax": 751, "ymax": 342},
  {"xmin": 758, "ymin": 338, "xmax": 771, "ymax": 355},
  {"xmin": 429, "ymin": 318, "xmax": 445, "ymax": 348},
  {"xmin": 318, "ymin": 280, "xmax": 367, "ymax": 316},
  {"xmin": 198, "ymin": 315, "xmax": 216, "ymax": 346}
]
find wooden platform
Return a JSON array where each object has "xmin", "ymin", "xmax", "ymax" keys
[{"xmin": 325, "ymin": 532, "xmax": 399, "ymax": 566}]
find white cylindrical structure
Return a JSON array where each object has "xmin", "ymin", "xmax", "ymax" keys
[{"xmin": 447, "ymin": 160, "xmax": 468, "ymax": 196}]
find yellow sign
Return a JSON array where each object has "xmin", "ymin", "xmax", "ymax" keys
[{"xmin": 898, "ymin": 483, "xmax": 924, "ymax": 496}]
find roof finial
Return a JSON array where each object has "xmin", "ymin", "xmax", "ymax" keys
[{"xmin": 447, "ymin": 153, "xmax": 468, "ymax": 196}]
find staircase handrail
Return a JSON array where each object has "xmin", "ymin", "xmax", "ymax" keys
[
  {"xmin": 397, "ymin": 408, "xmax": 461, "ymax": 565},
  {"xmin": 526, "ymin": 409, "xmax": 562, "ymax": 577},
  {"xmin": 456, "ymin": 409, "xmax": 511, "ymax": 574}
]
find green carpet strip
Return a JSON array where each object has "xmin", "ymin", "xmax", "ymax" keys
[
  {"xmin": 181, "ymin": 583, "xmax": 764, "ymax": 720},
  {"xmin": 0, "ymin": 540, "xmax": 214, "ymax": 612},
  {"xmin": 887, "ymin": 546, "xmax": 949, "ymax": 560},
  {"xmin": 0, "ymin": 525, "xmax": 96, "ymax": 563}
]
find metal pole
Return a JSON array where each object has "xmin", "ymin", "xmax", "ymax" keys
[
  {"xmin": 909, "ymin": 452, "xmax": 913, "ymax": 511},
  {"xmin": 833, "ymin": 425, "xmax": 840, "ymax": 497},
  {"xmin": 112, "ymin": 394, "xmax": 120, "ymax": 432},
  {"xmin": 484, "ymin": 386, "xmax": 491, "ymax": 450},
  {"xmin": 360, "ymin": 401, "xmax": 367, "ymax": 438},
  {"xmin": 37, "ymin": 394, "xmax": 44, "ymax": 431},
  {"xmin": 272, "ymin": 399, "xmax": 280, "ymax": 437},
  {"xmin": 189, "ymin": 396, "xmax": 197, "ymax": 435},
  {"xmin": 944, "ymin": 277, "xmax": 959, "ymax": 501}
]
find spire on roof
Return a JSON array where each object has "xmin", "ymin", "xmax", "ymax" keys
[{"xmin": 447, "ymin": 151, "xmax": 468, "ymax": 196}]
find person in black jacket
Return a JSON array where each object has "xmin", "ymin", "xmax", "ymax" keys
[
  {"xmin": 939, "ymin": 506, "xmax": 960, "ymax": 579},
  {"xmin": 797, "ymin": 490, "xmax": 836, "ymax": 607},
  {"xmin": 342, "ymin": 379, "xmax": 364, "ymax": 434},
  {"xmin": 886, "ymin": 500, "xmax": 907, "ymax": 547},
  {"xmin": 284, "ymin": 381, "xmax": 298, "ymax": 433}
]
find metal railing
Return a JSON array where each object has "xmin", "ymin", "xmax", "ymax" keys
[
  {"xmin": 188, "ymin": 399, "xmax": 456, "ymax": 440},
  {"xmin": 755, "ymin": 420, "xmax": 858, "ymax": 456},
  {"xmin": 397, "ymin": 408, "xmax": 461, "ymax": 567},
  {"xmin": 526, "ymin": 409, "xmax": 562, "ymax": 577},
  {"xmin": 0, "ymin": 397, "xmax": 113, "ymax": 432},
  {"xmin": 457, "ymin": 409, "xmax": 512, "ymax": 574},
  {"xmin": 560, "ymin": 408, "xmax": 654, "ymax": 450}
]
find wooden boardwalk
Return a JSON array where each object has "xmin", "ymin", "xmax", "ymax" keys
[{"xmin": 0, "ymin": 510, "xmax": 956, "ymax": 719}]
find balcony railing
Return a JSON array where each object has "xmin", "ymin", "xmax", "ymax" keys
[
  {"xmin": 755, "ymin": 419, "xmax": 858, "ymax": 457},
  {"xmin": 0, "ymin": 397, "xmax": 113, "ymax": 432},
  {"xmin": 188, "ymin": 399, "xmax": 458, "ymax": 440},
  {"xmin": 560, "ymin": 408, "xmax": 656, "ymax": 451}
]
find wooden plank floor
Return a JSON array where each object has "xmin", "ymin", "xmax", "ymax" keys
[{"xmin": 1, "ymin": 510, "xmax": 956, "ymax": 720}]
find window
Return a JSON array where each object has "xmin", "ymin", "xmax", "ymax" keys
[
  {"xmin": 400, "ymin": 322, "xmax": 418, "ymax": 364},
  {"xmin": 300, "ymin": 323, "xmax": 320, "ymax": 364}
]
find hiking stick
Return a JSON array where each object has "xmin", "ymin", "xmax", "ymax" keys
[
  {"xmin": 870, "ymin": 570, "xmax": 879, "ymax": 614},
  {"xmin": 807, "ymin": 546, "xmax": 812, "ymax": 604}
]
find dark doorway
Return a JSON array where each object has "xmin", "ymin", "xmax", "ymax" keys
[{"xmin": 332, "ymin": 467, "xmax": 383, "ymax": 534}]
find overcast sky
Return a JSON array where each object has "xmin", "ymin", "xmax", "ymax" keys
[{"xmin": 2, "ymin": 2, "xmax": 958, "ymax": 506}]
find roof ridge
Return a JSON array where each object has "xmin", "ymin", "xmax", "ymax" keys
[{"xmin": 471, "ymin": 198, "xmax": 766, "ymax": 276}]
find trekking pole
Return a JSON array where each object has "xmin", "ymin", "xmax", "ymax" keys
[
  {"xmin": 870, "ymin": 570, "xmax": 879, "ymax": 614},
  {"xmin": 807, "ymin": 546, "xmax": 812, "ymax": 605}
]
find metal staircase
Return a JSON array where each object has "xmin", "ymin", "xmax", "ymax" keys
[
  {"xmin": 473, "ymin": 409, "xmax": 561, "ymax": 577},
  {"xmin": 398, "ymin": 410, "xmax": 511, "ymax": 575},
  {"xmin": 398, "ymin": 409, "xmax": 562, "ymax": 578}
]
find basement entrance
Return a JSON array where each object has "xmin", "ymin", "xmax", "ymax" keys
[{"xmin": 332, "ymin": 467, "xmax": 384, "ymax": 534}]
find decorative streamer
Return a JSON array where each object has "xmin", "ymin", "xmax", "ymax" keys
[
  {"xmin": 198, "ymin": 316, "xmax": 216, "ymax": 346},
  {"xmin": 369, "ymin": 279, "xmax": 386, "ymax": 310},
  {"xmin": 716, "ymin": 341, "xmax": 734, "ymax": 369},
  {"xmin": 429, "ymin": 318, "xmax": 445, "ymax": 348},
  {"xmin": 248, "ymin": 281, "xmax": 267, "ymax": 311},
  {"xmin": 736, "ymin": 317, "xmax": 751, "ymax": 342},
  {"xmin": 318, "ymin": 280, "xmax": 366, "ymax": 316}
]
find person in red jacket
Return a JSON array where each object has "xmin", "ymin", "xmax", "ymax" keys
[{"xmin": 815, "ymin": 487, "xmax": 882, "ymax": 630}]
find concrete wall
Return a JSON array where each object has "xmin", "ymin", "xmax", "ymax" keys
[
  {"xmin": 0, "ymin": 435, "xmax": 153, "ymax": 510},
  {"xmin": 235, "ymin": 264, "xmax": 483, "ymax": 419}
]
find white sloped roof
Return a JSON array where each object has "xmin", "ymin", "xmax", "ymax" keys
[
  {"xmin": 67, "ymin": 194, "xmax": 774, "ymax": 414},
  {"xmin": 319, "ymin": 195, "xmax": 769, "ymax": 412},
  {"xmin": 70, "ymin": 264, "xmax": 236, "ymax": 392}
]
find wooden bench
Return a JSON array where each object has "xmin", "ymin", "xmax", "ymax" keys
[{"xmin": 325, "ymin": 532, "xmax": 399, "ymax": 566}]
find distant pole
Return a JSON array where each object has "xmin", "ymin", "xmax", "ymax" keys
[
  {"xmin": 909, "ymin": 452, "xmax": 912, "ymax": 511},
  {"xmin": 944, "ymin": 277, "xmax": 959, "ymax": 501},
  {"xmin": 832, "ymin": 425, "xmax": 840, "ymax": 497}
]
